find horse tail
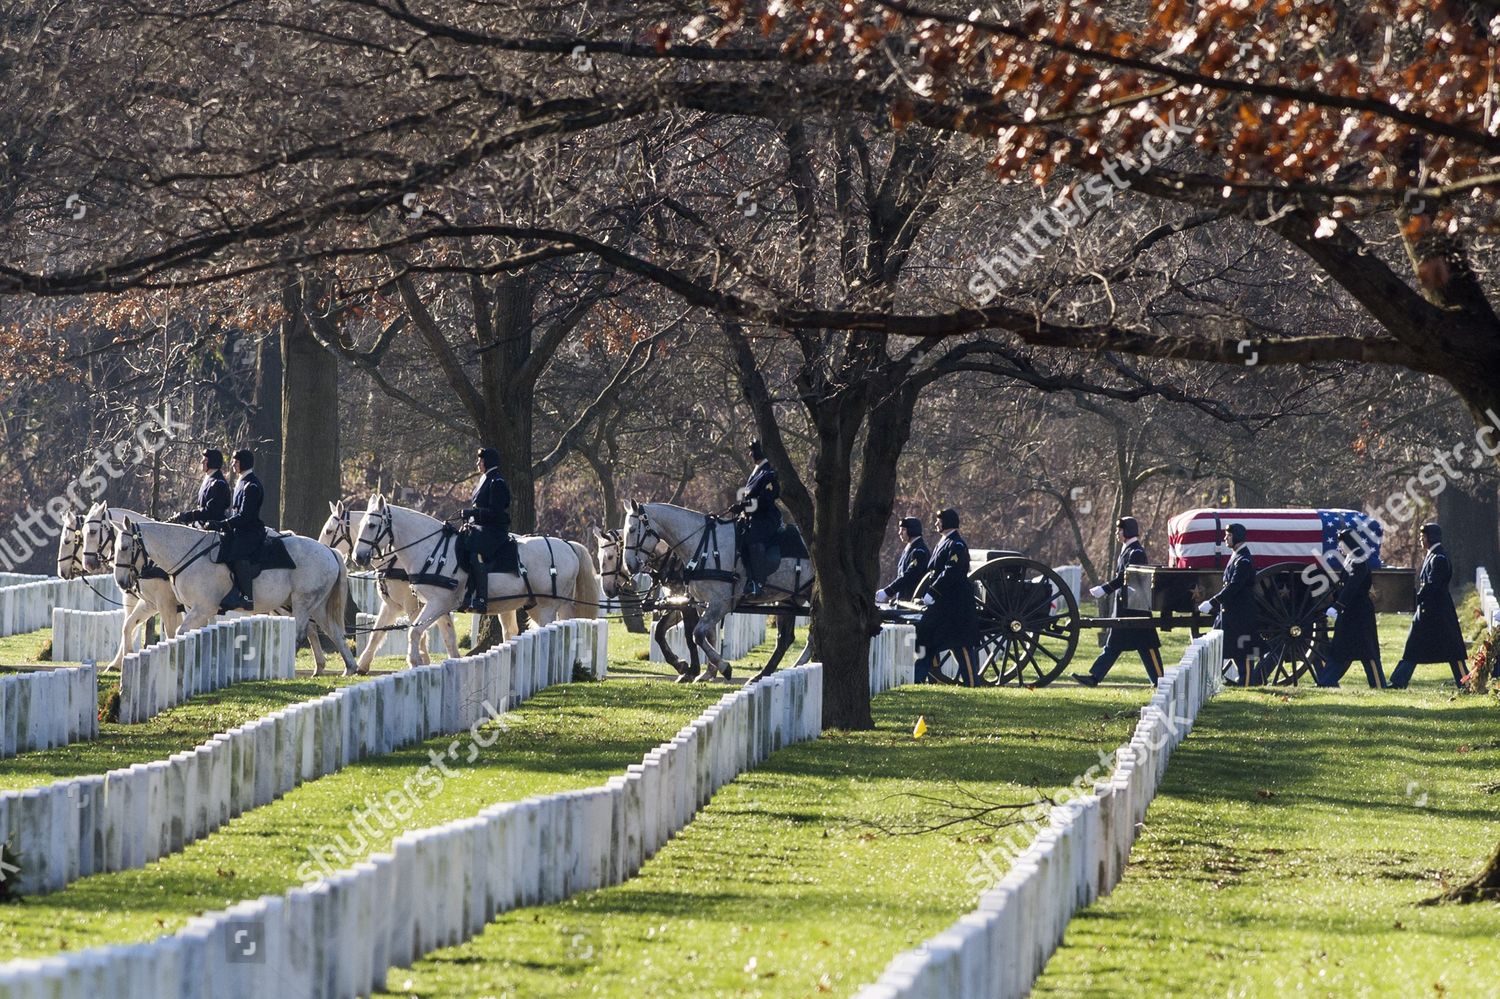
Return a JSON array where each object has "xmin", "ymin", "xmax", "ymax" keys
[
  {"xmin": 566, "ymin": 540, "xmax": 604, "ymax": 621},
  {"xmin": 325, "ymin": 553, "xmax": 350, "ymax": 648}
]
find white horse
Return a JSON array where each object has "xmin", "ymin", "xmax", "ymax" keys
[
  {"xmin": 112, "ymin": 517, "xmax": 359, "ymax": 675},
  {"xmin": 621, "ymin": 500, "xmax": 812, "ymax": 682},
  {"xmin": 350, "ymin": 493, "xmax": 603, "ymax": 667},
  {"xmin": 317, "ymin": 500, "xmax": 456, "ymax": 671},
  {"xmin": 594, "ymin": 525, "xmax": 710, "ymax": 682},
  {"xmin": 66, "ymin": 502, "xmax": 183, "ymax": 672}
]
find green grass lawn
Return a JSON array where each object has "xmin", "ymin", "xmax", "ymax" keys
[
  {"xmin": 1031, "ymin": 684, "xmax": 1500, "ymax": 998},
  {"xmin": 372, "ymin": 683, "xmax": 1149, "ymax": 998},
  {"xmin": 0, "ymin": 680, "xmax": 728, "ymax": 961}
]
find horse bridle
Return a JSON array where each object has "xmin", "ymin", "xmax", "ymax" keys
[
  {"xmin": 355, "ymin": 506, "xmax": 398, "ymax": 564},
  {"xmin": 327, "ymin": 511, "xmax": 355, "ymax": 556},
  {"xmin": 80, "ymin": 516, "xmax": 117, "ymax": 571}
]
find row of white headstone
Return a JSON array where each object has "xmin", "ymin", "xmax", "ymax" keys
[
  {"xmin": 1477, "ymin": 567, "xmax": 1498, "ymax": 629},
  {"xmin": 0, "ymin": 664, "xmax": 99, "ymax": 759},
  {"xmin": 856, "ymin": 630, "xmax": 1226, "ymax": 999},
  {"xmin": 0, "ymin": 619, "xmax": 608, "ymax": 900},
  {"xmin": 648, "ymin": 611, "xmax": 768, "ymax": 663},
  {"xmin": 0, "ymin": 650, "xmax": 820, "ymax": 998},
  {"xmin": 118, "ymin": 615, "xmax": 299, "ymax": 725},
  {"xmin": 49, "ymin": 608, "xmax": 129, "ymax": 664},
  {"xmin": 0, "ymin": 574, "xmax": 122, "ymax": 638},
  {"xmin": 869, "ymin": 624, "xmax": 918, "ymax": 695}
]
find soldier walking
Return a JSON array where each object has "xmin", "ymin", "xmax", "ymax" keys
[
  {"xmin": 1315, "ymin": 529, "xmax": 1386, "ymax": 688},
  {"xmin": 876, "ymin": 517, "xmax": 930, "ymax": 604},
  {"xmin": 915, "ymin": 509, "xmax": 980, "ymax": 686},
  {"xmin": 1200, "ymin": 523, "xmax": 1260, "ymax": 684},
  {"xmin": 1073, "ymin": 516, "xmax": 1164, "ymax": 686},
  {"xmin": 1389, "ymin": 522, "xmax": 1467, "ymax": 689}
]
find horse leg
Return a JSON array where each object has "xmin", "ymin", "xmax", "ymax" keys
[
  {"xmin": 109, "ymin": 597, "xmax": 154, "ymax": 672},
  {"xmin": 400, "ymin": 587, "xmax": 431, "ymax": 660},
  {"xmin": 357, "ymin": 597, "xmax": 404, "ymax": 672},
  {"xmin": 750, "ymin": 611, "xmax": 795, "ymax": 683},
  {"xmin": 306, "ymin": 616, "xmax": 331, "ymax": 676},
  {"xmin": 658, "ymin": 611, "xmax": 695, "ymax": 682},
  {"xmin": 497, "ymin": 606, "xmax": 520, "ymax": 639},
  {"xmin": 317, "ymin": 604, "xmax": 360, "ymax": 677},
  {"xmin": 692, "ymin": 608, "xmax": 729, "ymax": 682},
  {"xmin": 406, "ymin": 597, "xmax": 454, "ymax": 668},
  {"xmin": 435, "ymin": 612, "xmax": 459, "ymax": 661}
]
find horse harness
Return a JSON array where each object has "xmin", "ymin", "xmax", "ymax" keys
[{"xmin": 367, "ymin": 510, "xmax": 558, "ymax": 608}]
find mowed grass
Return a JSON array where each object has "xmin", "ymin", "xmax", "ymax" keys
[
  {"xmin": 1032, "ymin": 684, "xmax": 1500, "ymax": 998},
  {"xmin": 0, "ymin": 679, "xmax": 727, "ymax": 960},
  {"xmin": 374, "ymin": 683, "xmax": 1148, "ymax": 998}
]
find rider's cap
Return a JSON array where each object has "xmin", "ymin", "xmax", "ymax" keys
[
  {"xmin": 1117, "ymin": 516, "xmax": 1139, "ymax": 538},
  {"xmin": 899, "ymin": 516, "xmax": 923, "ymax": 536},
  {"xmin": 749, "ymin": 438, "xmax": 765, "ymax": 461},
  {"xmin": 477, "ymin": 447, "xmax": 500, "ymax": 469},
  {"xmin": 1225, "ymin": 522, "xmax": 1247, "ymax": 544},
  {"xmin": 232, "ymin": 449, "xmax": 254, "ymax": 468},
  {"xmin": 1421, "ymin": 521, "xmax": 1442, "ymax": 543},
  {"xmin": 203, "ymin": 448, "xmax": 224, "ymax": 469},
  {"xmin": 936, "ymin": 508, "xmax": 960, "ymax": 530}
]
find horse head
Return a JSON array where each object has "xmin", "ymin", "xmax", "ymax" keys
[
  {"xmin": 319, "ymin": 499, "xmax": 354, "ymax": 558},
  {"xmin": 113, "ymin": 516, "xmax": 144, "ymax": 592},
  {"xmin": 56, "ymin": 509, "xmax": 82, "ymax": 579},
  {"xmin": 352, "ymin": 493, "xmax": 391, "ymax": 568},
  {"xmin": 81, "ymin": 501, "xmax": 113, "ymax": 573}
]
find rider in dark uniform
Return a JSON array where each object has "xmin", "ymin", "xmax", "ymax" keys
[
  {"xmin": 209, "ymin": 449, "xmax": 265, "ymax": 611},
  {"xmin": 171, "ymin": 448, "xmax": 232, "ymax": 526},
  {"xmin": 1389, "ymin": 522, "xmax": 1467, "ymax": 689},
  {"xmin": 459, "ymin": 447, "xmax": 512, "ymax": 613},
  {"xmin": 877, "ymin": 517, "xmax": 930, "ymax": 603},
  {"xmin": 734, "ymin": 439, "xmax": 782, "ymax": 598},
  {"xmin": 1315, "ymin": 529, "xmax": 1386, "ymax": 688},
  {"xmin": 915, "ymin": 508, "xmax": 980, "ymax": 685},
  {"xmin": 1073, "ymin": 516, "xmax": 1163, "ymax": 686},
  {"xmin": 1200, "ymin": 523, "xmax": 1259, "ymax": 685}
]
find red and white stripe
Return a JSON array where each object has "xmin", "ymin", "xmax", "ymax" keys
[{"xmin": 1168, "ymin": 508, "xmax": 1329, "ymax": 568}]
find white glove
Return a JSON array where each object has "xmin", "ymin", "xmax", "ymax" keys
[
  {"xmin": 1325, "ymin": 606, "xmax": 1338, "ymax": 622},
  {"xmin": 1089, "ymin": 585, "xmax": 1106, "ymax": 599},
  {"xmin": 876, "ymin": 589, "xmax": 888, "ymax": 603},
  {"xmin": 1197, "ymin": 600, "xmax": 1213, "ymax": 614},
  {"xmin": 922, "ymin": 592, "xmax": 935, "ymax": 606}
]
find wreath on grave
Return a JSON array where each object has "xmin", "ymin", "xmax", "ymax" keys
[{"xmin": 1464, "ymin": 627, "xmax": 1498, "ymax": 695}]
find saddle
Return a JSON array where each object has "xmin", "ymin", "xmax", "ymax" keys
[
  {"xmin": 242, "ymin": 534, "xmax": 296, "ymax": 579},
  {"xmin": 456, "ymin": 526, "xmax": 520, "ymax": 574}
]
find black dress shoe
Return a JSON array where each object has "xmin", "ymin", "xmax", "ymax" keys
[{"xmin": 1071, "ymin": 672, "xmax": 1100, "ymax": 687}]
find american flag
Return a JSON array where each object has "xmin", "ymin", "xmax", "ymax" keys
[{"xmin": 1166, "ymin": 508, "xmax": 1383, "ymax": 568}]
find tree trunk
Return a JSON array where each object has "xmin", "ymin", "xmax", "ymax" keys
[
  {"xmin": 279, "ymin": 278, "xmax": 342, "ymax": 536},
  {"xmin": 1436, "ymin": 480, "xmax": 1499, "ymax": 597},
  {"xmin": 246, "ymin": 320, "xmax": 283, "ymax": 514},
  {"xmin": 1424, "ymin": 838, "xmax": 1500, "ymax": 905},
  {"xmin": 480, "ymin": 276, "xmax": 538, "ymax": 533},
  {"xmin": 807, "ymin": 405, "xmax": 876, "ymax": 730}
]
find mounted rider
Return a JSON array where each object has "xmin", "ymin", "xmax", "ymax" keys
[
  {"xmin": 733, "ymin": 439, "xmax": 781, "ymax": 598},
  {"xmin": 170, "ymin": 448, "xmax": 232, "ymax": 527},
  {"xmin": 459, "ymin": 446, "xmax": 512, "ymax": 613},
  {"xmin": 208, "ymin": 448, "xmax": 265, "ymax": 612}
]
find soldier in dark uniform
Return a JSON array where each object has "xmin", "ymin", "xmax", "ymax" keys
[
  {"xmin": 1073, "ymin": 516, "xmax": 1163, "ymax": 686},
  {"xmin": 1315, "ymin": 529, "xmax": 1386, "ymax": 688},
  {"xmin": 877, "ymin": 517, "xmax": 930, "ymax": 604},
  {"xmin": 209, "ymin": 449, "xmax": 265, "ymax": 611},
  {"xmin": 914, "ymin": 508, "xmax": 980, "ymax": 685},
  {"xmin": 459, "ymin": 447, "xmax": 512, "ymax": 613},
  {"xmin": 171, "ymin": 448, "xmax": 232, "ymax": 526},
  {"xmin": 1199, "ymin": 523, "xmax": 1259, "ymax": 685},
  {"xmin": 1389, "ymin": 522, "xmax": 1467, "ymax": 689},
  {"xmin": 734, "ymin": 439, "xmax": 781, "ymax": 598}
]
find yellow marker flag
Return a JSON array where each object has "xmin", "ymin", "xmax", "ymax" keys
[{"xmin": 913, "ymin": 715, "xmax": 928, "ymax": 739}]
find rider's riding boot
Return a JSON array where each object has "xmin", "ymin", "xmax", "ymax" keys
[
  {"xmin": 220, "ymin": 560, "xmax": 254, "ymax": 612},
  {"xmin": 744, "ymin": 544, "xmax": 764, "ymax": 597},
  {"xmin": 463, "ymin": 564, "xmax": 489, "ymax": 613}
]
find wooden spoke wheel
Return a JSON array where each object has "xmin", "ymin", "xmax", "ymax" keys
[
  {"xmin": 1252, "ymin": 561, "xmax": 1336, "ymax": 686},
  {"xmin": 957, "ymin": 556, "xmax": 1081, "ymax": 686}
]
